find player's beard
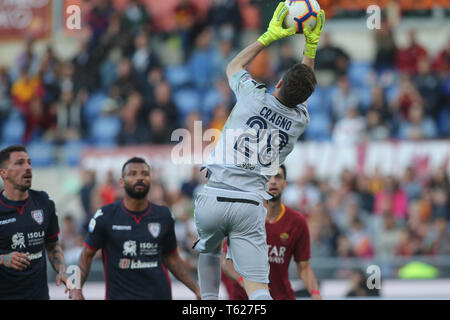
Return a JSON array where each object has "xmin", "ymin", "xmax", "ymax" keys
[
  {"xmin": 269, "ymin": 192, "xmax": 282, "ymax": 202},
  {"xmin": 124, "ymin": 182, "xmax": 150, "ymax": 199}
]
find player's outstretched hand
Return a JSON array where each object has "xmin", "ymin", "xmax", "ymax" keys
[
  {"xmin": 0, "ymin": 252, "xmax": 31, "ymax": 270},
  {"xmin": 258, "ymin": 2, "xmax": 297, "ymax": 47},
  {"xmin": 303, "ymin": 9, "xmax": 326, "ymax": 59}
]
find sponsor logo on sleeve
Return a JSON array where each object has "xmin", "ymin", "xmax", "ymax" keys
[{"xmin": 88, "ymin": 218, "xmax": 96, "ymax": 232}]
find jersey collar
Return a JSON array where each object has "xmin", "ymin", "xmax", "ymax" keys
[
  {"xmin": 121, "ymin": 199, "xmax": 152, "ymax": 224},
  {"xmin": 0, "ymin": 190, "xmax": 30, "ymax": 215},
  {"xmin": 267, "ymin": 204, "xmax": 286, "ymax": 224}
]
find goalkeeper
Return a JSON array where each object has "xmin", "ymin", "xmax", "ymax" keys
[{"xmin": 193, "ymin": 2, "xmax": 325, "ymax": 300}]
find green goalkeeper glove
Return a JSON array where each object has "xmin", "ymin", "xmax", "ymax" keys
[
  {"xmin": 303, "ymin": 9, "xmax": 326, "ymax": 59},
  {"xmin": 258, "ymin": 2, "xmax": 297, "ymax": 47}
]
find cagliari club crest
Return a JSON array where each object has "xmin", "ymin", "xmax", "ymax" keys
[
  {"xmin": 31, "ymin": 210, "xmax": 44, "ymax": 225},
  {"xmin": 148, "ymin": 223, "xmax": 161, "ymax": 238}
]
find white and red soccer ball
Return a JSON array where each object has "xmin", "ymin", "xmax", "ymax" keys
[{"xmin": 283, "ymin": 0, "xmax": 321, "ymax": 34}]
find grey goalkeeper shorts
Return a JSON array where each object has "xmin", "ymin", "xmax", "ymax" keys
[{"xmin": 193, "ymin": 185, "xmax": 269, "ymax": 283}]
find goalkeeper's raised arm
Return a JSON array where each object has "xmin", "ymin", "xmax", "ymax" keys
[
  {"xmin": 226, "ymin": 2, "xmax": 296, "ymax": 79},
  {"xmin": 302, "ymin": 9, "xmax": 326, "ymax": 70}
]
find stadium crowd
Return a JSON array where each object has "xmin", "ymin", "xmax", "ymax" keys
[
  {"xmin": 0, "ymin": 0, "xmax": 448, "ymax": 149},
  {"xmin": 0, "ymin": 0, "xmax": 449, "ymax": 278}
]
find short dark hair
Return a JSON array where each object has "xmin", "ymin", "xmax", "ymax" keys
[
  {"xmin": 278, "ymin": 63, "xmax": 317, "ymax": 107},
  {"xmin": 0, "ymin": 145, "xmax": 27, "ymax": 168},
  {"xmin": 121, "ymin": 157, "xmax": 150, "ymax": 177},
  {"xmin": 279, "ymin": 164, "xmax": 287, "ymax": 180}
]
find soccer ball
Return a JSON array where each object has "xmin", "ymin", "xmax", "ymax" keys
[{"xmin": 283, "ymin": 0, "xmax": 321, "ymax": 34}]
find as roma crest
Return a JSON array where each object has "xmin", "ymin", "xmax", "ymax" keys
[
  {"xmin": 148, "ymin": 223, "xmax": 161, "ymax": 238},
  {"xmin": 31, "ymin": 210, "xmax": 44, "ymax": 225}
]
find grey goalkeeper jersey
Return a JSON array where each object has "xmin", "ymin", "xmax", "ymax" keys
[{"xmin": 205, "ymin": 70, "xmax": 310, "ymax": 199}]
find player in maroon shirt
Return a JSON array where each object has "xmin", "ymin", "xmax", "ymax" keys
[{"xmin": 222, "ymin": 165, "xmax": 321, "ymax": 300}]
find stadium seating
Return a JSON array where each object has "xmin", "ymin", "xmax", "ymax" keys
[
  {"xmin": 1, "ymin": 111, "xmax": 25, "ymax": 145},
  {"xmin": 89, "ymin": 115, "xmax": 121, "ymax": 147},
  {"xmin": 26, "ymin": 141, "xmax": 56, "ymax": 167},
  {"xmin": 172, "ymin": 88, "xmax": 201, "ymax": 122},
  {"xmin": 165, "ymin": 65, "xmax": 192, "ymax": 89}
]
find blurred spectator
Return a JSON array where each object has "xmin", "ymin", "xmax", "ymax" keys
[
  {"xmin": 152, "ymin": 80, "xmax": 179, "ymax": 131},
  {"xmin": 364, "ymin": 109, "xmax": 390, "ymax": 141},
  {"xmin": 283, "ymin": 165, "xmax": 321, "ymax": 215},
  {"xmin": 315, "ymin": 33, "xmax": 350, "ymax": 78},
  {"xmin": 11, "ymin": 68, "xmax": 45, "ymax": 142},
  {"xmin": 212, "ymin": 36, "xmax": 238, "ymax": 79},
  {"xmin": 398, "ymin": 104, "xmax": 438, "ymax": 140},
  {"xmin": 131, "ymin": 30, "xmax": 161, "ymax": 85},
  {"xmin": 180, "ymin": 166, "xmax": 202, "ymax": 199},
  {"xmin": 188, "ymin": 27, "xmax": 216, "ymax": 90},
  {"xmin": 122, "ymin": 0, "xmax": 152, "ymax": 34},
  {"xmin": 333, "ymin": 196, "xmax": 369, "ymax": 234},
  {"xmin": 368, "ymin": 86, "xmax": 391, "ymax": 124},
  {"xmin": 412, "ymin": 58, "xmax": 442, "ymax": 121},
  {"xmin": 432, "ymin": 36, "xmax": 450, "ymax": 75},
  {"xmin": 60, "ymin": 215, "xmax": 84, "ymax": 265},
  {"xmin": 47, "ymin": 89, "xmax": 88, "ymax": 144},
  {"xmin": 12, "ymin": 37, "xmax": 40, "ymax": 80},
  {"xmin": 373, "ymin": 176, "xmax": 408, "ymax": 219},
  {"xmin": 98, "ymin": 170, "xmax": 120, "ymax": 205},
  {"xmin": 147, "ymin": 109, "xmax": 173, "ymax": 144},
  {"xmin": 277, "ymin": 40, "xmax": 298, "ymax": 76},
  {"xmin": 336, "ymin": 234, "xmax": 354, "ymax": 258},
  {"xmin": 80, "ymin": 170, "xmax": 97, "ymax": 231},
  {"xmin": 347, "ymin": 218, "xmax": 374, "ymax": 259},
  {"xmin": 396, "ymin": 30, "xmax": 428, "ymax": 75},
  {"xmin": 206, "ymin": 0, "xmax": 242, "ymax": 44},
  {"xmin": 87, "ymin": 0, "xmax": 115, "ymax": 52},
  {"xmin": 174, "ymin": 0, "xmax": 203, "ymax": 59},
  {"xmin": 332, "ymin": 107, "xmax": 366, "ymax": 144},
  {"xmin": 346, "ymin": 269, "xmax": 380, "ymax": 297},
  {"xmin": 39, "ymin": 46, "xmax": 61, "ymax": 106},
  {"xmin": 117, "ymin": 91, "xmax": 149, "ymax": 145},
  {"xmin": 393, "ymin": 74, "xmax": 424, "ymax": 120},
  {"xmin": 112, "ymin": 57, "xmax": 140, "ymax": 100},
  {"xmin": 208, "ymin": 104, "xmax": 229, "ymax": 131},
  {"xmin": 355, "ymin": 175, "xmax": 375, "ymax": 214},
  {"xmin": 402, "ymin": 167, "xmax": 422, "ymax": 201},
  {"xmin": 374, "ymin": 212, "xmax": 401, "ymax": 260},
  {"xmin": 0, "ymin": 66, "xmax": 12, "ymax": 119},
  {"xmin": 72, "ymin": 40, "xmax": 101, "ymax": 93},
  {"xmin": 373, "ymin": 19, "xmax": 397, "ymax": 73},
  {"xmin": 331, "ymin": 75, "xmax": 360, "ymax": 121}
]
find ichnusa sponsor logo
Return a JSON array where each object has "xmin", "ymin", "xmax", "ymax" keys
[{"xmin": 118, "ymin": 259, "xmax": 157, "ymax": 269}]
